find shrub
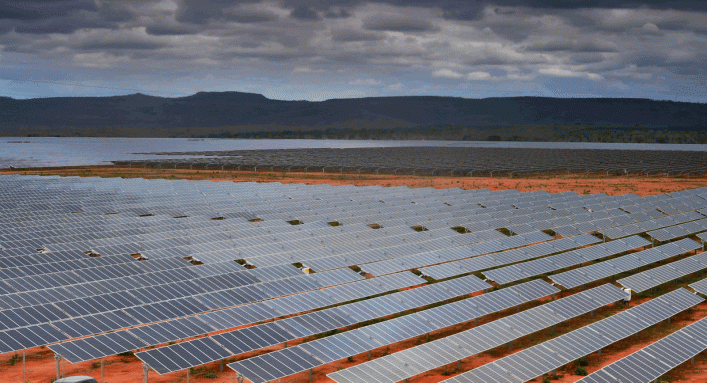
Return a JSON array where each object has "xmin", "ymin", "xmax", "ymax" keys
[
  {"xmin": 576, "ymin": 357, "xmax": 589, "ymax": 367},
  {"xmin": 574, "ymin": 367, "xmax": 588, "ymax": 376}
]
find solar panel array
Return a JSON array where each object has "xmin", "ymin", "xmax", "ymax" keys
[
  {"xmin": 358, "ymin": 231, "xmax": 553, "ymax": 277},
  {"xmin": 116, "ymin": 146, "xmax": 707, "ymax": 177},
  {"xmin": 228, "ymin": 280, "xmax": 558, "ymax": 383},
  {"xmin": 646, "ymin": 218, "xmax": 707, "ymax": 242},
  {"xmin": 550, "ymin": 238, "xmax": 701, "ymax": 289},
  {"xmin": 327, "ymin": 283, "xmax": 627, "ymax": 383},
  {"xmin": 617, "ymin": 251, "xmax": 707, "ymax": 292},
  {"xmin": 4, "ymin": 266, "xmax": 362, "ymax": 355},
  {"xmin": 599, "ymin": 211, "xmax": 705, "ymax": 240},
  {"xmin": 3, "ymin": 174, "xmax": 707, "ymax": 381},
  {"xmin": 433, "ymin": 288, "xmax": 703, "ymax": 383},
  {"xmin": 48, "ymin": 271, "xmax": 423, "ymax": 363},
  {"xmin": 576, "ymin": 316, "xmax": 707, "ymax": 383},
  {"xmin": 137, "ymin": 274, "xmax": 490, "ymax": 374},
  {"xmin": 419, "ymin": 233, "xmax": 603, "ymax": 281},
  {"xmin": 688, "ymin": 276, "xmax": 707, "ymax": 295},
  {"xmin": 483, "ymin": 235, "xmax": 651, "ymax": 285}
]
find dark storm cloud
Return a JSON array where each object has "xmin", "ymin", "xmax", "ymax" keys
[
  {"xmin": 325, "ymin": 9, "xmax": 351, "ymax": 18},
  {"xmin": 145, "ymin": 24, "xmax": 201, "ymax": 36},
  {"xmin": 290, "ymin": 6, "xmax": 321, "ymax": 20},
  {"xmin": 77, "ymin": 39, "xmax": 166, "ymax": 51},
  {"xmin": 0, "ymin": 0, "xmax": 97, "ymax": 21},
  {"xmin": 525, "ymin": 39, "xmax": 618, "ymax": 53},
  {"xmin": 176, "ymin": 0, "xmax": 262, "ymax": 24},
  {"xmin": 2, "ymin": 0, "xmax": 707, "ymax": 102},
  {"xmin": 331, "ymin": 28, "xmax": 383, "ymax": 42},
  {"xmin": 363, "ymin": 14, "xmax": 436, "ymax": 32}
]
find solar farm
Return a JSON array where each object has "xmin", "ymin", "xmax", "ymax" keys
[
  {"xmin": 116, "ymin": 146, "xmax": 707, "ymax": 177},
  {"xmin": 2, "ymin": 171, "xmax": 707, "ymax": 383}
]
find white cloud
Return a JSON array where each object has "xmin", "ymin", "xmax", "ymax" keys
[
  {"xmin": 72, "ymin": 52, "xmax": 130, "ymax": 68},
  {"xmin": 538, "ymin": 68, "xmax": 604, "ymax": 81},
  {"xmin": 348, "ymin": 78, "xmax": 383, "ymax": 86},
  {"xmin": 387, "ymin": 82, "xmax": 404, "ymax": 90},
  {"xmin": 432, "ymin": 69, "xmax": 464, "ymax": 79},
  {"xmin": 465, "ymin": 71, "xmax": 492, "ymax": 80}
]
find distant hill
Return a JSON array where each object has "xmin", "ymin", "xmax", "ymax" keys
[{"xmin": 1, "ymin": 92, "xmax": 706, "ymax": 138}]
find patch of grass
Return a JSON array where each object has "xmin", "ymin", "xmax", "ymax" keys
[
  {"xmin": 7, "ymin": 353, "xmax": 19, "ymax": 366},
  {"xmin": 451, "ymin": 226, "xmax": 468, "ymax": 234}
]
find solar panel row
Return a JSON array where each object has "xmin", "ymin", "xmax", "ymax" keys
[
  {"xmin": 483, "ymin": 235, "xmax": 651, "ymax": 285},
  {"xmin": 136, "ymin": 274, "xmax": 490, "ymax": 374},
  {"xmin": 228, "ymin": 280, "xmax": 559, "ymax": 383},
  {"xmin": 550, "ymin": 238, "xmax": 700, "ymax": 289},
  {"xmin": 434, "ymin": 288, "xmax": 703, "ymax": 383},
  {"xmin": 49, "ymin": 271, "xmax": 424, "ymax": 363},
  {"xmin": 327, "ymin": 283, "xmax": 627, "ymax": 383},
  {"xmin": 422, "ymin": 233, "xmax": 605, "ymax": 282},
  {"xmin": 576, "ymin": 316, "xmax": 707, "ymax": 383},
  {"xmin": 618, "ymin": 251, "xmax": 707, "ymax": 292}
]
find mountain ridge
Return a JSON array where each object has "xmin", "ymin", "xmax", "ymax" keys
[{"xmin": 1, "ymin": 92, "xmax": 705, "ymax": 137}]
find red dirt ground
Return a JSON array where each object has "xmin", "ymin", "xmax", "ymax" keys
[{"xmin": 1, "ymin": 166, "xmax": 706, "ymax": 383}]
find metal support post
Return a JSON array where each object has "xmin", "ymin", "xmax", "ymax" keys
[
  {"xmin": 475, "ymin": 318, "xmax": 478, "ymax": 326},
  {"xmin": 457, "ymin": 360, "xmax": 461, "ymax": 371},
  {"xmin": 508, "ymin": 340, "xmax": 513, "ymax": 350},
  {"xmin": 309, "ymin": 368, "xmax": 313, "ymax": 382},
  {"xmin": 692, "ymin": 356, "xmax": 695, "ymax": 366},
  {"xmin": 552, "ymin": 293, "xmax": 555, "ymax": 300},
  {"xmin": 101, "ymin": 359, "xmax": 104, "ymax": 383},
  {"xmin": 143, "ymin": 363, "xmax": 149, "ymax": 383},
  {"xmin": 55, "ymin": 354, "xmax": 61, "ymax": 381},
  {"xmin": 516, "ymin": 305, "xmax": 519, "ymax": 312},
  {"xmin": 591, "ymin": 310, "xmax": 594, "ymax": 317},
  {"xmin": 221, "ymin": 359, "xmax": 224, "ymax": 372},
  {"xmin": 368, "ymin": 350, "xmax": 372, "ymax": 361},
  {"xmin": 187, "ymin": 368, "xmax": 190, "ymax": 383},
  {"xmin": 22, "ymin": 351, "xmax": 25, "ymax": 383},
  {"xmin": 426, "ymin": 333, "xmax": 430, "ymax": 341},
  {"xmin": 598, "ymin": 349, "xmax": 601, "ymax": 356},
  {"xmin": 668, "ymin": 316, "xmax": 671, "ymax": 324},
  {"xmin": 237, "ymin": 373, "xmax": 245, "ymax": 383},
  {"xmin": 284, "ymin": 341, "xmax": 288, "ymax": 348}
]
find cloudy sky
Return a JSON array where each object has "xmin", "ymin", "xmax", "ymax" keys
[{"xmin": 1, "ymin": 0, "xmax": 706, "ymax": 101}]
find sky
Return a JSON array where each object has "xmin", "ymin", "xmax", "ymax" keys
[{"xmin": 0, "ymin": 0, "xmax": 706, "ymax": 102}]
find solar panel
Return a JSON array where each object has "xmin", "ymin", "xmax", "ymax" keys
[
  {"xmin": 229, "ymin": 279, "xmax": 558, "ymax": 383},
  {"xmin": 327, "ymin": 283, "xmax": 626, "ymax": 383},
  {"xmin": 429, "ymin": 288, "xmax": 703, "ymax": 383},
  {"xmin": 483, "ymin": 235, "xmax": 650, "ymax": 285},
  {"xmin": 575, "ymin": 316, "xmax": 707, "ymax": 383},
  {"xmin": 550, "ymin": 238, "xmax": 700, "ymax": 289},
  {"xmin": 618, "ymin": 251, "xmax": 707, "ymax": 292},
  {"xmin": 138, "ymin": 274, "xmax": 487, "ymax": 374}
]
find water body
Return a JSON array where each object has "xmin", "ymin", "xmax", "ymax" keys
[{"xmin": 1, "ymin": 137, "xmax": 706, "ymax": 168}]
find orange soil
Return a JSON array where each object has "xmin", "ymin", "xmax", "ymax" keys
[
  {"xmin": 1, "ymin": 166, "xmax": 707, "ymax": 383},
  {"xmin": 2, "ymin": 166, "xmax": 706, "ymax": 196}
]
